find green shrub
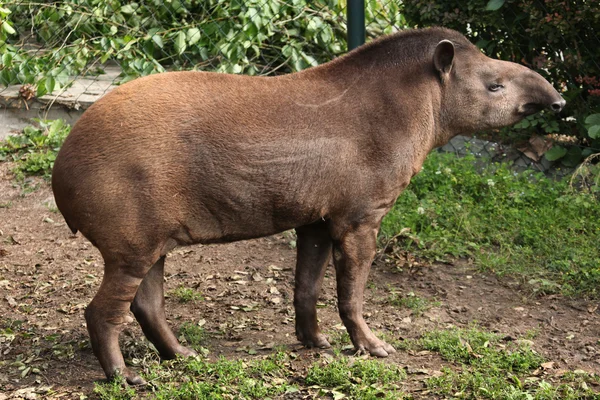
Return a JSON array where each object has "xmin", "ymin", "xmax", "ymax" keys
[
  {"xmin": 0, "ymin": 119, "xmax": 70, "ymax": 179},
  {"xmin": 0, "ymin": 1, "xmax": 402, "ymax": 95}
]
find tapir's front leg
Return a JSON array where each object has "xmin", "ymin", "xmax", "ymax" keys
[{"xmin": 332, "ymin": 219, "xmax": 396, "ymax": 357}]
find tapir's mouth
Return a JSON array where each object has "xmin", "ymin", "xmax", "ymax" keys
[{"xmin": 518, "ymin": 103, "xmax": 544, "ymax": 116}]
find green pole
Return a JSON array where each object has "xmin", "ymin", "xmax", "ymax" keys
[{"xmin": 347, "ymin": 0, "xmax": 365, "ymax": 51}]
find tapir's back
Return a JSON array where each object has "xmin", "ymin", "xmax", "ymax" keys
[{"xmin": 52, "ymin": 71, "xmax": 364, "ymax": 248}]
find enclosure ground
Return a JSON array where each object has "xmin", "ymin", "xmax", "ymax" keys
[{"xmin": 0, "ymin": 163, "xmax": 599, "ymax": 399}]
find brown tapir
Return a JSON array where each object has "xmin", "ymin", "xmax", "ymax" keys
[{"xmin": 52, "ymin": 27, "xmax": 565, "ymax": 384}]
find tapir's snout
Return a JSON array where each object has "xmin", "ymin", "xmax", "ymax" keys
[
  {"xmin": 514, "ymin": 67, "xmax": 565, "ymax": 117},
  {"xmin": 518, "ymin": 89, "xmax": 565, "ymax": 117}
]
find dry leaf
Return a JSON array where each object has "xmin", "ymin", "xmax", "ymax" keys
[
  {"xmin": 541, "ymin": 361, "xmax": 555, "ymax": 370},
  {"xmin": 518, "ymin": 136, "xmax": 552, "ymax": 161},
  {"xmin": 5, "ymin": 296, "xmax": 17, "ymax": 308},
  {"xmin": 252, "ymin": 272, "xmax": 263, "ymax": 281}
]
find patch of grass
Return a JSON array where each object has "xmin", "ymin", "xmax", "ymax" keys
[
  {"xmin": 156, "ymin": 353, "xmax": 298, "ymax": 399},
  {"xmin": 388, "ymin": 290, "xmax": 440, "ymax": 316},
  {"xmin": 169, "ymin": 286, "xmax": 203, "ymax": 303},
  {"xmin": 327, "ymin": 329, "xmax": 352, "ymax": 349},
  {"xmin": 421, "ymin": 326, "xmax": 600, "ymax": 399},
  {"xmin": 0, "ymin": 119, "xmax": 70, "ymax": 180},
  {"xmin": 428, "ymin": 367, "xmax": 600, "ymax": 399},
  {"xmin": 94, "ymin": 376, "xmax": 136, "ymax": 400},
  {"xmin": 381, "ymin": 151, "xmax": 600, "ymax": 296},
  {"xmin": 306, "ymin": 356, "xmax": 407, "ymax": 399},
  {"xmin": 178, "ymin": 322, "xmax": 206, "ymax": 349},
  {"xmin": 421, "ymin": 327, "xmax": 543, "ymax": 371}
]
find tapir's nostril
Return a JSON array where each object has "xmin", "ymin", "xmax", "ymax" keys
[{"xmin": 551, "ymin": 99, "xmax": 566, "ymax": 113}]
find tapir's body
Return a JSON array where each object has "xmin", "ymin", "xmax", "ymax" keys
[{"xmin": 52, "ymin": 28, "xmax": 564, "ymax": 384}]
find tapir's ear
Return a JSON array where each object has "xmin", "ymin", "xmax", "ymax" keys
[{"xmin": 433, "ymin": 40, "xmax": 455, "ymax": 78}]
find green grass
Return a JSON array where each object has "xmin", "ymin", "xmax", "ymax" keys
[
  {"xmin": 91, "ymin": 326, "xmax": 600, "ymax": 399},
  {"xmin": 306, "ymin": 357, "xmax": 407, "ymax": 399},
  {"xmin": 388, "ymin": 290, "xmax": 440, "ymax": 316},
  {"xmin": 420, "ymin": 326, "xmax": 600, "ymax": 399},
  {"xmin": 95, "ymin": 353, "xmax": 301, "ymax": 400},
  {"xmin": 381, "ymin": 151, "xmax": 600, "ymax": 296},
  {"xmin": 178, "ymin": 322, "xmax": 206, "ymax": 350},
  {"xmin": 94, "ymin": 376, "xmax": 136, "ymax": 400},
  {"xmin": 169, "ymin": 286, "xmax": 203, "ymax": 303}
]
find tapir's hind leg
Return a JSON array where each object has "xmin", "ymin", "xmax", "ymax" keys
[
  {"xmin": 85, "ymin": 256, "xmax": 151, "ymax": 385},
  {"xmin": 294, "ymin": 220, "xmax": 332, "ymax": 349},
  {"xmin": 130, "ymin": 256, "xmax": 197, "ymax": 359}
]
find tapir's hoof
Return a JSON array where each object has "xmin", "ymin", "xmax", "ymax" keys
[
  {"xmin": 125, "ymin": 373, "xmax": 147, "ymax": 386},
  {"xmin": 175, "ymin": 345, "xmax": 198, "ymax": 358},
  {"xmin": 110, "ymin": 368, "xmax": 147, "ymax": 386},
  {"xmin": 355, "ymin": 341, "xmax": 396, "ymax": 358},
  {"xmin": 297, "ymin": 331, "xmax": 331, "ymax": 349}
]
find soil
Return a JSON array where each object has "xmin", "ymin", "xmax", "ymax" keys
[{"xmin": 1, "ymin": 162, "xmax": 599, "ymax": 399}]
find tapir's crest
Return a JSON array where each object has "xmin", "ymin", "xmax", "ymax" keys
[{"xmin": 52, "ymin": 27, "xmax": 564, "ymax": 384}]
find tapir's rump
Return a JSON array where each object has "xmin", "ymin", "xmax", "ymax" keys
[{"xmin": 52, "ymin": 27, "xmax": 564, "ymax": 384}]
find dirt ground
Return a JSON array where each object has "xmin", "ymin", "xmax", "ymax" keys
[{"xmin": 1, "ymin": 162, "xmax": 599, "ymax": 399}]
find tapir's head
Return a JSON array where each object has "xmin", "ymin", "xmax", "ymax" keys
[{"xmin": 432, "ymin": 37, "xmax": 565, "ymax": 135}]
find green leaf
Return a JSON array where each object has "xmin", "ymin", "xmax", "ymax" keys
[
  {"xmin": 174, "ymin": 31, "xmax": 186, "ymax": 55},
  {"xmin": 187, "ymin": 28, "xmax": 201, "ymax": 46},
  {"xmin": 120, "ymin": 4, "xmax": 136, "ymax": 14},
  {"xmin": 1, "ymin": 21, "xmax": 16, "ymax": 35},
  {"xmin": 2, "ymin": 53, "xmax": 12, "ymax": 66},
  {"xmin": 151, "ymin": 34, "xmax": 164, "ymax": 49},
  {"xmin": 585, "ymin": 113, "xmax": 600, "ymax": 127},
  {"xmin": 588, "ymin": 125, "xmax": 600, "ymax": 139},
  {"xmin": 561, "ymin": 146, "xmax": 582, "ymax": 167},
  {"xmin": 544, "ymin": 146, "xmax": 567, "ymax": 161},
  {"xmin": 36, "ymin": 83, "xmax": 47, "ymax": 98},
  {"xmin": 486, "ymin": 0, "xmax": 505, "ymax": 11}
]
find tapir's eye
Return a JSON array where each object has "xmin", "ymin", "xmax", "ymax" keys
[{"xmin": 488, "ymin": 83, "xmax": 504, "ymax": 92}]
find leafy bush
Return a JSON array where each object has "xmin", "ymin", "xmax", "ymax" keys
[
  {"xmin": 403, "ymin": 0, "xmax": 600, "ymax": 162},
  {"xmin": 0, "ymin": 119, "xmax": 70, "ymax": 179},
  {"xmin": 0, "ymin": 0, "xmax": 402, "ymax": 96}
]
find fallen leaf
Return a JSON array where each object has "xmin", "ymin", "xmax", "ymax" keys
[
  {"xmin": 269, "ymin": 286, "xmax": 280, "ymax": 295},
  {"xmin": 252, "ymin": 272, "xmax": 263, "ymax": 281},
  {"xmin": 588, "ymin": 304, "xmax": 598, "ymax": 313},
  {"xmin": 516, "ymin": 339, "xmax": 534, "ymax": 347},
  {"xmin": 5, "ymin": 296, "xmax": 17, "ymax": 307},
  {"xmin": 541, "ymin": 361, "xmax": 555, "ymax": 370},
  {"xmin": 518, "ymin": 136, "xmax": 552, "ymax": 161}
]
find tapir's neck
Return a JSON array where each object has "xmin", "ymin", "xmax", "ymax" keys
[{"xmin": 302, "ymin": 58, "xmax": 443, "ymax": 177}]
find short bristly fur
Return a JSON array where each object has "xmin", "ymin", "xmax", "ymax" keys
[{"xmin": 52, "ymin": 27, "xmax": 564, "ymax": 384}]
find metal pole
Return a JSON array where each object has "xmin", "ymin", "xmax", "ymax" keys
[{"xmin": 347, "ymin": 0, "xmax": 365, "ymax": 51}]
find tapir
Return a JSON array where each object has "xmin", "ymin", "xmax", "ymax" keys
[{"xmin": 52, "ymin": 27, "xmax": 565, "ymax": 384}]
